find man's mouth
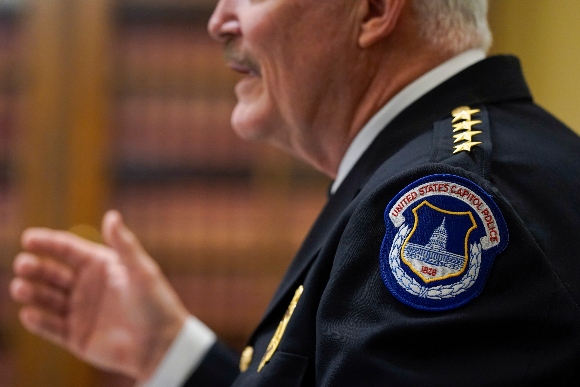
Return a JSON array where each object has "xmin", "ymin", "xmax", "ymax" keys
[
  {"xmin": 224, "ymin": 41, "xmax": 260, "ymax": 76},
  {"xmin": 228, "ymin": 61, "xmax": 259, "ymax": 77}
]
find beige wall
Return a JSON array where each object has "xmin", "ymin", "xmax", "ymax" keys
[{"xmin": 489, "ymin": 0, "xmax": 580, "ymax": 134}]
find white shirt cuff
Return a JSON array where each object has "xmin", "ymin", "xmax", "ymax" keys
[{"xmin": 138, "ymin": 316, "xmax": 217, "ymax": 387}]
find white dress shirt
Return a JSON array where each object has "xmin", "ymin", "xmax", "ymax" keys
[
  {"xmin": 142, "ymin": 49, "xmax": 486, "ymax": 386},
  {"xmin": 331, "ymin": 49, "xmax": 486, "ymax": 193}
]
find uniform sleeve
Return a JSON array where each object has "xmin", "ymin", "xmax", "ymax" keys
[
  {"xmin": 139, "ymin": 316, "xmax": 218, "ymax": 387},
  {"xmin": 182, "ymin": 340, "xmax": 240, "ymax": 386},
  {"xmin": 315, "ymin": 170, "xmax": 580, "ymax": 386}
]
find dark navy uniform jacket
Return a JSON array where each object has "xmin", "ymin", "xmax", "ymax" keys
[{"xmin": 185, "ymin": 56, "xmax": 580, "ymax": 386}]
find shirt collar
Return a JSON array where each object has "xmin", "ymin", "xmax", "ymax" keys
[{"xmin": 330, "ymin": 49, "xmax": 486, "ymax": 194}]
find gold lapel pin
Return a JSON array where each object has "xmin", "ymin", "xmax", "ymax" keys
[
  {"xmin": 258, "ymin": 285, "xmax": 304, "ymax": 372},
  {"xmin": 239, "ymin": 346, "xmax": 254, "ymax": 372}
]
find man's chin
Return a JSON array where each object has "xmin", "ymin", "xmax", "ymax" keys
[{"xmin": 230, "ymin": 107, "xmax": 271, "ymax": 142}]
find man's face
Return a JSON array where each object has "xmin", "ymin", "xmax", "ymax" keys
[{"xmin": 208, "ymin": 0, "xmax": 358, "ymax": 157}]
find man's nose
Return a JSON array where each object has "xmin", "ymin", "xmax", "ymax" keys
[{"xmin": 207, "ymin": 0, "xmax": 241, "ymax": 42}]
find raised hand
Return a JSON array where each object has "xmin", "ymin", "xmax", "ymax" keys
[{"xmin": 9, "ymin": 210, "xmax": 190, "ymax": 381}]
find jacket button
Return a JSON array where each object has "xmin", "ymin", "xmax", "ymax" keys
[{"xmin": 239, "ymin": 346, "xmax": 254, "ymax": 372}]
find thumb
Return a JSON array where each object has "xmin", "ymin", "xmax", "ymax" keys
[{"xmin": 101, "ymin": 210, "xmax": 147, "ymax": 266}]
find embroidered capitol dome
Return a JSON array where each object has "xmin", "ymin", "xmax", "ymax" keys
[{"xmin": 425, "ymin": 218, "xmax": 447, "ymax": 251}]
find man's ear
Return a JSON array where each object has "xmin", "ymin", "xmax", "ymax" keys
[{"xmin": 358, "ymin": 0, "xmax": 406, "ymax": 48}]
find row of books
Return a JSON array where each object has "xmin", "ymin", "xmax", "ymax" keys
[
  {"xmin": 112, "ymin": 95, "xmax": 258, "ymax": 169},
  {"xmin": 110, "ymin": 181, "xmax": 327, "ymax": 273},
  {"xmin": 114, "ymin": 22, "xmax": 236, "ymax": 96}
]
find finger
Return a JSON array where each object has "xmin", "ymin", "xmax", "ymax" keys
[
  {"xmin": 19, "ymin": 307, "xmax": 67, "ymax": 347},
  {"xmin": 22, "ymin": 227, "xmax": 110, "ymax": 270},
  {"xmin": 10, "ymin": 278, "xmax": 69, "ymax": 314},
  {"xmin": 102, "ymin": 210, "xmax": 148, "ymax": 267},
  {"xmin": 13, "ymin": 252, "xmax": 74, "ymax": 291}
]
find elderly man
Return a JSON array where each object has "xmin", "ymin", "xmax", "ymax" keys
[{"xmin": 10, "ymin": 0, "xmax": 580, "ymax": 385}]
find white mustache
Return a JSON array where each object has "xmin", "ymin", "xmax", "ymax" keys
[{"xmin": 224, "ymin": 40, "xmax": 261, "ymax": 75}]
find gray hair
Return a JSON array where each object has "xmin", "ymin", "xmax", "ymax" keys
[{"xmin": 412, "ymin": 0, "xmax": 492, "ymax": 54}]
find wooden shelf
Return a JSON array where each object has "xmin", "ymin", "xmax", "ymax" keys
[
  {"xmin": 112, "ymin": 165, "xmax": 254, "ymax": 184},
  {"xmin": 111, "ymin": 96, "xmax": 255, "ymax": 169},
  {"xmin": 115, "ymin": 0, "xmax": 216, "ymax": 24},
  {"xmin": 113, "ymin": 21, "xmax": 236, "ymax": 98}
]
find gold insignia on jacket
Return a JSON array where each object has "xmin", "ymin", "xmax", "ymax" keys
[
  {"xmin": 451, "ymin": 106, "xmax": 482, "ymax": 154},
  {"xmin": 239, "ymin": 346, "xmax": 254, "ymax": 372},
  {"xmin": 257, "ymin": 285, "xmax": 304, "ymax": 372}
]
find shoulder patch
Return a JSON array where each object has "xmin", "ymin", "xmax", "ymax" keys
[{"xmin": 379, "ymin": 174, "xmax": 508, "ymax": 311}]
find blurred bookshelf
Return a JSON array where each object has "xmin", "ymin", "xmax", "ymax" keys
[
  {"xmin": 105, "ymin": 0, "xmax": 329, "ymax": 385},
  {"xmin": 0, "ymin": 0, "xmax": 328, "ymax": 385},
  {"xmin": 110, "ymin": 0, "xmax": 328, "ymax": 340}
]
